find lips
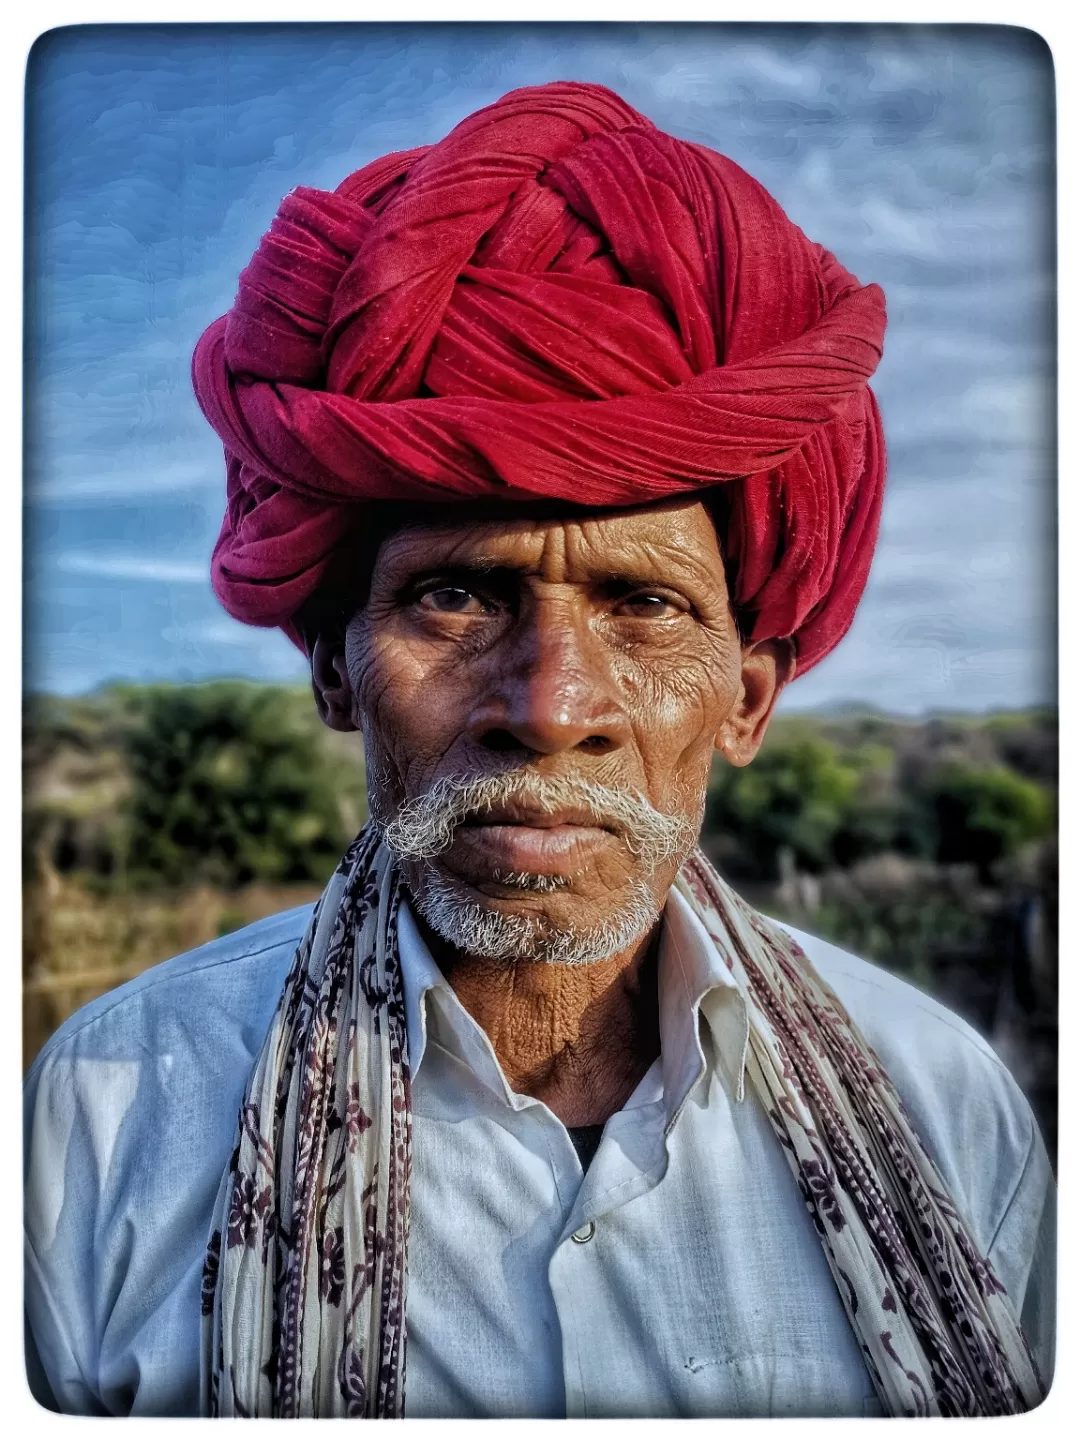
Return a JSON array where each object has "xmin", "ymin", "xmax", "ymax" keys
[
  {"xmin": 458, "ymin": 801, "xmax": 615, "ymax": 832},
  {"xmin": 450, "ymin": 803, "xmax": 619, "ymax": 875}
]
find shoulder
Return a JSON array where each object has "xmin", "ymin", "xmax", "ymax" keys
[
  {"xmin": 24, "ymin": 901, "xmax": 313, "ymax": 1196},
  {"xmin": 777, "ymin": 919, "xmax": 1009, "ymax": 1081},
  {"xmin": 772, "ymin": 920, "xmax": 1039, "ymax": 1252},
  {"xmin": 24, "ymin": 901, "xmax": 314, "ymax": 1204},
  {"xmin": 27, "ymin": 903, "xmax": 312, "ymax": 1088}
]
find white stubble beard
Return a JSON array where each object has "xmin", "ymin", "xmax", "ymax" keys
[{"xmin": 361, "ymin": 723, "xmax": 703, "ymax": 967}]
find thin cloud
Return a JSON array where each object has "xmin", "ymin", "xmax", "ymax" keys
[
  {"xmin": 54, "ymin": 552, "xmax": 210, "ymax": 584},
  {"xmin": 29, "ymin": 459, "xmax": 220, "ymax": 504}
]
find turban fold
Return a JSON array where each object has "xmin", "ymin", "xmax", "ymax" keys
[{"xmin": 192, "ymin": 81, "xmax": 887, "ymax": 674}]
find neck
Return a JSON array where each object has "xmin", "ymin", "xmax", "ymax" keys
[{"xmin": 416, "ymin": 914, "xmax": 663, "ymax": 1128}]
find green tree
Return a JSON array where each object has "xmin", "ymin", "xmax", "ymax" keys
[
  {"xmin": 123, "ymin": 682, "xmax": 365, "ymax": 888},
  {"xmin": 923, "ymin": 762, "xmax": 1054, "ymax": 877},
  {"xmin": 706, "ymin": 736, "xmax": 861, "ymax": 881}
]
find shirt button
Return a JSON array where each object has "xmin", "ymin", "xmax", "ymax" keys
[{"xmin": 570, "ymin": 1221, "xmax": 596, "ymax": 1244}]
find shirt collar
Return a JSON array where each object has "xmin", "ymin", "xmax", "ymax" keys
[
  {"xmin": 657, "ymin": 885, "xmax": 750, "ymax": 1118},
  {"xmin": 397, "ymin": 899, "xmax": 452, "ymax": 1078},
  {"xmin": 397, "ymin": 885, "xmax": 751, "ymax": 1123}
]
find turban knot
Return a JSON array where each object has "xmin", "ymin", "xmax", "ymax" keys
[{"xmin": 192, "ymin": 80, "xmax": 887, "ymax": 673}]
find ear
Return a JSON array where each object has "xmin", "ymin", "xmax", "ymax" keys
[
  {"xmin": 715, "ymin": 637, "xmax": 796, "ymax": 767},
  {"xmin": 311, "ymin": 632, "xmax": 359, "ymax": 733}
]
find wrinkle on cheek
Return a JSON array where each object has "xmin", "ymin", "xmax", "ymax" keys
[
  {"xmin": 349, "ymin": 624, "xmax": 420, "ymax": 712},
  {"xmin": 347, "ymin": 626, "xmax": 410, "ymax": 779},
  {"xmin": 616, "ymin": 641, "xmax": 740, "ymax": 732},
  {"xmin": 348, "ymin": 620, "xmax": 474, "ymax": 801},
  {"xmin": 616, "ymin": 641, "xmax": 741, "ymax": 810}
]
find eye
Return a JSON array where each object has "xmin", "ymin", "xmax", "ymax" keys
[
  {"xmin": 416, "ymin": 585, "xmax": 490, "ymax": 615},
  {"xmin": 613, "ymin": 591, "xmax": 688, "ymax": 620}
]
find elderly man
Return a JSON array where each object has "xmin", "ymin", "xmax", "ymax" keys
[{"xmin": 24, "ymin": 82, "xmax": 1053, "ymax": 1419}]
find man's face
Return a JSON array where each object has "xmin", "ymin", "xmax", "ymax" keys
[{"xmin": 324, "ymin": 497, "xmax": 790, "ymax": 961}]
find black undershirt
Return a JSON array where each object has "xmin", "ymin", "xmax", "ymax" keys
[{"xmin": 566, "ymin": 1123, "xmax": 605, "ymax": 1172}]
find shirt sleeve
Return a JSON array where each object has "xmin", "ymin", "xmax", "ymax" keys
[
  {"xmin": 24, "ymin": 1232, "xmax": 100, "ymax": 1414},
  {"xmin": 23, "ymin": 1046, "xmax": 105, "ymax": 1416},
  {"xmin": 24, "ymin": 1297, "xmax": 59, "ymax": 1411},
  {"xmin": 986, "ymin": 1115, "xmax": 1056, "ymax": 1398}
]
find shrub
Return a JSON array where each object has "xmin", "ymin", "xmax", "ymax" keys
[
  {"xmin": 122, "ymin": 682, "xmax": 365, "ymax": 888},
  {"xmin": 706, "ymin": 736, "xmax": 862, "ymax": 881},
  {"xmin": 922, "ymin": 762, "xmax": 1055, "ymax": 877}
]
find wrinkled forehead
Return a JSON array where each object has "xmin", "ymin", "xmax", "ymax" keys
[{"xmin": 369, "ymin": 494, "xmax": 729, "ymax": 581}]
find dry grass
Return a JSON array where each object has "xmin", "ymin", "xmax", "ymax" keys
[{"xmin": 23, "ymin": 872, "xmax": 323, "ymax": 1070}]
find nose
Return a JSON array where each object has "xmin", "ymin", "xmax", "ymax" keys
[{"xmin": 467, "ymin": 604, "xmax": 630, "ymax": 758}]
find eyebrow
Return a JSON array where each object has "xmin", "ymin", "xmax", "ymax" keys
[
  {"xmin": 381, "ymin": 535, "xmax": 724, "ymax": 598},
  {"xmin": 391, "ymin": 562, "xmax": 719, "ymax": 619},
  {"xmin": 395, "ymin": 559, "xmax": 512, "ymax": 584}
]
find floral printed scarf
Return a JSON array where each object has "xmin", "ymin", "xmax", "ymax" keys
[{"xmin": 200, "ymin": 827, "xmax": 1043, "ymax": 1417}]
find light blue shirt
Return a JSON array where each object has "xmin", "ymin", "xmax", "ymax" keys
[{"xmin": 23, "ymin": 891, "xmax": 1055, "ymax": 1416}]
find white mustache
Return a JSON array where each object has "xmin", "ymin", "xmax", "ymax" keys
[{"xmin": 378, "ymin": 769, "xmax": 696, "ymax": 872}]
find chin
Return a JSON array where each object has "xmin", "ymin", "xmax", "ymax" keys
[{"xmin": 404, "ymin": 860, "xmax": 665, "ymax": 967}]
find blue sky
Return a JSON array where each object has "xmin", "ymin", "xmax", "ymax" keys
[{"xmin": 23, "ymin": 22, "xmax": 1055, "ymax": 713}]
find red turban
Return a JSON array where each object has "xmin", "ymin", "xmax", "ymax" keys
[{"xmin": 192, "ymin": 81, "xmax": 886, "ymax": 675}]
